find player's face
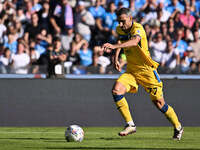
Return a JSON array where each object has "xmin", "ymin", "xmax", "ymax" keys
[{"xmin": 117, "ymin": 14, "xmax": 132, "ymax": 31}]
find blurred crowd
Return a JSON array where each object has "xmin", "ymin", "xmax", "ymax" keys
[{"xmin": 0, "ymin": 0, "xmax": 200, "ymax": 77}]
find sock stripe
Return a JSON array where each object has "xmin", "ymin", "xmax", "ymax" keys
[
  {"xmin": 113, "ymin": 95, "xmax": 124, "ymax": 102},
  {"xmin": 160, "ymin": 103, "xmax": 169, "ymax": 113}
]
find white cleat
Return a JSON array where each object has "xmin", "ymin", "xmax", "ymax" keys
[{"xmin": 118, "ymin": 124, "xmax": 137, "ymax": 136}]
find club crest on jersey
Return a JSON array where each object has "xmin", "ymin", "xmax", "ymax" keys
[{"xmin": 137, "ymin": 30, "xmax": 140, "ymax": 34}]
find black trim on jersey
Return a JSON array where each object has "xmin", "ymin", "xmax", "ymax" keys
[
  {"xmin": 138, "ymin": 40, "xmax": 142, "ymax": 48},
  {"xmin": 132, "ymin": 34, "xmax": 142, "ymax": 48},
  {"xmin": 122, "ymin": 21, "xmax": 134, "ymax": 33}
]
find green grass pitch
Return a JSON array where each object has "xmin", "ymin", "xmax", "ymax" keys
[{"xmin": 0, "ymin": 127, "xmax": 200, "ymax": 150}]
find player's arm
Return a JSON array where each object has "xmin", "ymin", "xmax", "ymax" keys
[
  {"xmin": 113, "ymin": 38, "xmax": 122, "ymax": 72},
  {"xmin": 102, "ymin": 35, "xmax": 140, "ymax": 51},
  {"xmin": 114, "ymin": 38, "xmax": 121, "ymax": 61}
]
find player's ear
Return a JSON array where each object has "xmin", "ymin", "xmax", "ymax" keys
[{"xmin": 129, "ymin": 16, "xmax": 133, "ymax": 21}]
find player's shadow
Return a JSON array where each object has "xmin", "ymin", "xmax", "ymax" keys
[
  {"xmin": 99, "ymin": 137, "xmax": 122, "ymax": 140},
  {"xmin": 0, "ymin": 137, "xmax": 65, "ymax": 142}
]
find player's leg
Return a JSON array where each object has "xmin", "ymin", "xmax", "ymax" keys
[
  {"xmin": 112, "ymin": 82, "xmax": 136, "ymax": 136},
  {"xmin": 152, "ymin": 97, "xmax": 184, "ymax": 140},
  {"xmin": 137, "ymin": 68, "xmax": 183, "ymax": 140},
  {"xmin": 152, "ymin": 96, "xmax": 181, "ymax": 128},
  {"xmin": 112, "ymin": 82, "xmax": 133, "ymax": 124}
]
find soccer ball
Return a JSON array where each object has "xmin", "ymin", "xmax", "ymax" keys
[{"xmin": 65, "ymin": 125, "xmax": 84, "ymax": 142}]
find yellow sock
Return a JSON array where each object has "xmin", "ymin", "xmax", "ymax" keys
[
  {"xmin": 164, "ymin": 105, "xmax": 181, "ymax": 128},
  {"xmin": 115, "ymin": 97, "xmax": 133, "ymax": 122}
]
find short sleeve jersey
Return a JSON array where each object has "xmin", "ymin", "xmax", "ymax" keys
[{"xmin": 116, "ymin": 22, "xmax": 159, "ymax": 72}]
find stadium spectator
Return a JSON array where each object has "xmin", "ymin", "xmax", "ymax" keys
[
  {"xmin": 179, "ymin": 6, "xmax": 196, "ymax": 29},
  {"xmin": 183, "ymin": 27, "xmax": 193, "ymax": 43},
  {"xmin": 95, "ymin": 2, "xmax": 117, "ymax": 45},
  {"xmin": 66, "ymin": 42, "xmax": 81, "ymax": 66},
  {"xmin": 7, "ymin": 24, "xmax": 19, "ymax": 42},
  {"xmin": 180, "ymin": 46, "xmax": 195, "ymax": 73},
  {"xmin": 133, "ymin": 0, "xmax": 146, "ymax": 18},
  {"xmin": 160, "ymin": 22, "xmax": 171, "ymax": 41},
  {"xmin": 115, "ymin": 0, "xmax": 130, "ymax": 8},
  {"xmin": 71, "ymin": 33, "xmax": 87, "ymax": 53},
  {"xmin": 129, "ymin": 0, "xmax": 137, "ymax": 18},
  {"xmin": 189, "ymin": 30, "xmax": 200, "ymax": 63},
  {"xmin": 172, "ymin": 28, "xmax": 188, "ymax": 58},
  {"xmin": 166, "ymin": 0, "xmax": 185, "ymax": 15},
  {"xmin": 187, "ymin": 61, "xmax": 199, "ymax": 74},
  {"xmin": 194, "ymin": 0, "xmax": 200, "ymax": 17},
  {"xmin": 191, "ymin": 20, "xmax": 200, "ymax": 39},
  {"xmin": 29, "ymin": 37, "xmax": 45, "ymax": 56},
  {"xmin": 47, "ymin": 37, "xmax": 67, "ymax": 78},
  {"xmin": 25, "ymin": 0, "xmax": 34, "ymax": 22},
  {"xmin": 0, "ymin": 16, "xmax": 7, "ymax": 44},
  {"xmin": 79, "ymin": 41, "xmax": 93, "ymax": 66},
  {"xmin": 108, "ymin": 19, "xmax": 119, "ymax": 44},
  {"xmin": 156, "ymin": 7, "xmax": 170, "ymax": 23},
  {"xmin": 143, "ymin": 23, "xmax": 151, "ymax": 40},
  {"xmin": 86, "ymin": 49, "xmax": 111, "ymax": 74},
  {"xmin": 50, "ymin": 0, "xmax": 73, "ymax": 35},
  {"xmin": 37, "ymin": 44, "xmax": 53, "ymax": 73},
  {"xmin": 172, "ymin": 12, "xmax": 183, "ymax": 29},
  {"xmin": 37, "ymin": 2, "xmax": 51, "ymax": 33},
  {"xmin": 0, "ymin": 48, "xmax": 12, "ymax": 73},
  {"xmin": 161, "ymin": 40, "xmax": 180, "ymax": 74},
  {"xmin": 89, "ymin": 0, "xmax": 106, "ymax": 19},
  {"xmin": 14, "ymin": 19, "xmax": 24, "ymax": 39},
  {"xmin": 3, "ymin": 32, "xmax": 18, "ymax": 54},
  {"xmin": 10, "ymin": 41, "xmax": 30, "ymax": 74},
  {"xmin": 29, "ymin": 47, "xmax": 40, "ymax": 66},
  {"xmin": 167, "ymin": 18, "xmax": 176, "ymax": 40},
  {"xmin": 32, "ymin": 0, "xmax": 42, "ymax": 13},
  {"xmin": 0, "ymin": 48, "xmax": 11, "ymax": 66},
  {"xmin": 140, "ymin": 0, "xmax": 158, "ymax": 24},
  {"xmin": 74, "ymin": 1, "xmax": 95, "ymax": 42},
  {"xmin": 61, "ymin": 25, "xmax": 74, "ymax": 52},
  {"xmin": 149, "ymin": 32, "xmax": 167, "ymax": 63},
  {"xmin": 86, "ymin": 53, "xmax": 102, "ymax": 74},
  {"xmin": 97, "ymin": 50, "xmax": 111, "ymax": 73},
  {"xmin": 15, "ymin": 5, "xmax": 27, "ymax": 28},
  {"xmin": 39, "ymin": 29, "xmax": 52, "ymax": 48},
  {"xmin": 148, "ymin": 19, "xmax": 161, "ymax": 41},
  {"xmin": 24, "ymin": 13, "xmax": 44, "ymax": 43},
  {"xmin": 88, "ymin": 0, "xmax": 106, "ymax": 46},
  {"xmin": 1, "ymin": 1, "xmax": 16, "ymax": 21}
]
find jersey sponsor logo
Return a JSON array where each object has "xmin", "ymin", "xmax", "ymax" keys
[
  {"xmin": 118, "ymin": 33, "xmax": 132, "ymax": 41},
  {"xmin": 124, "ymin": 49, "xmax": 132, "ymax": 56}
]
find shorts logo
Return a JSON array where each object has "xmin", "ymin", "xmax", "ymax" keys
[{"xmin": 137, "ymin": 30, "xmax": 140, "ymax": 34}]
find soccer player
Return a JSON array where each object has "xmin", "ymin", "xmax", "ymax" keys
[{"xmin": 101, "ymin": 8, "xmax": 184, "ymax": 140}]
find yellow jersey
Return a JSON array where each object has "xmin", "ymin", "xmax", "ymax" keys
[{"xmin": 116, "ymin": 22, "xmax": 159, "ymax": 72}]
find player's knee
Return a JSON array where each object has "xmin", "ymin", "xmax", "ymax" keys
[
  {"xmin": 152, "ymin": 97, "xmax": 165, "ymax": 109},
  {"xmin": 112, "ymin": 89, "xmax": 119, "ymax": 95},
  {"xmin": 152, "ymin": 99, "xmax": 168, "ymax": 113},
  {"xmin": 112, "ymin": 86, "xmax": 125, "ymax": 95}
]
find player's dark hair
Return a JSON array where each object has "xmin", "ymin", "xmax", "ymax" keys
[{"xmin": 116, "ymin": 7, "xmax": 132, "ymax": 17}]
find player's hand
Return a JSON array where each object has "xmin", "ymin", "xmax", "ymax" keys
[
  {"xmin": 101, "ymin": 43, "xmax": 116, "ymax": 52},
  {"xmin": 113, "ymin": 60, "xmax": 122, "ymax": 72}
]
